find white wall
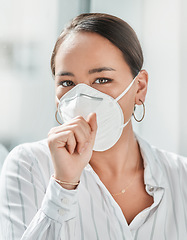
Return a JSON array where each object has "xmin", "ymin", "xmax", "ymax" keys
[
  {"xmin": 179, "ymin": 0, "xmax": 187, "ymax": 156},
  {"xmin": 0, "ymin": 0, "xmax": 88, "ymax": 150},
  {"xmin": 0, "ymin": 0, "xmax": 59, "ymax": 149},
  {"xmin": 141, "ymin": 0, "xmax": 180, "ymax": 154},
  {"xmin": 91, "ymin": 0, "xmax": 143, "ymax": 38}
]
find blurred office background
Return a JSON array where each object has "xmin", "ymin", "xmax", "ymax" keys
[{"xmin": 0, "ymin": 0, "xmax": 187, "ymax": 157}]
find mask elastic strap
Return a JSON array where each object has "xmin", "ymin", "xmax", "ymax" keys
[
  {"xmin": 115, "ymin": 77, "xmax": 136, "ymax": 102},
  {"xmin": 56, "ymin": 96, "xmax": 60, "ymax": 103},
  {"xmin": 120, "ymin": 117, "xmax": 131, "ymax": 129}
]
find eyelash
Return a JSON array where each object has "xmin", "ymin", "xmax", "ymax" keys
[
  {"xmin": 59, "ymin": 80, "xmax": 75, "ymax": 87},
  {"xmin": 95, "ymin": 78, "xmax": 113, "ymax": 84},
  {"xmin": 59, "ymin": 78, "xmax": 113, "ymax": 87}
]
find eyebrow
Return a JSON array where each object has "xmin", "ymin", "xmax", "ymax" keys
[
  {"xmin": 55, "ymin": 67, "xmax": 116, "ymax": 77},
  {"xmin": 88, "ymin": 67, "xmax": 116, "ymax": 74},
  {"xmin": 55, "ymin": 71, "xmax": 74, "ymax": 77}
]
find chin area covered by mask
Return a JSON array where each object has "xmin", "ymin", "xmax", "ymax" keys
[{"xmin": 56, "ymin": 76, "xmax": 137, "ymax": 151}]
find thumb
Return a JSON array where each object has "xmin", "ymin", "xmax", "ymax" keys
[{"xmin": 87, "ymin": 112, "xmax": 97, "ymax": 144}]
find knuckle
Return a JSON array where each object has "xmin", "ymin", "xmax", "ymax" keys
[
  {"xmin": 74, "ymin": 116, "xmax": 85, "ymax": 123},
  {"xmin": 73, "ymin": 123, "xmax": 79, "ymax": 129},
  {"xmin": 50, "ymin": 126, "xmax": 57, "ymax": 131},
  {"xmin": 48, "ymin": 127, "xmax": 56, "ymax": 136},
  {"xmin": 47, "ymin": 135, "xmax": 55, "ymax": 147},
  {"xmin": 71, "ymin": 123, "xmax": 83, "ymax": 133},
  {"xmin": 75, "ymin": 115, "xmax": 84, "ymax": 120}
]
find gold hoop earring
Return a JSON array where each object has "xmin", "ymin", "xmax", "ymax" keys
[
  {"xmin": 55, "ymin": 110, "xmax": 62, "ymax": 125},
  {"xmin": 133, "ymin": 99, "xmax": 145, "ymax": 122}
]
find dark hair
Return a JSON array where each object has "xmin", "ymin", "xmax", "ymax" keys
[{"xmin": 51, "ymin": 13, "xmax": 143, "ymax": 77}]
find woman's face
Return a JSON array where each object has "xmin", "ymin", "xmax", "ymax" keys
[{"xmin": 54, "ymin": 32, "xmax": 145, "ymax": 121}]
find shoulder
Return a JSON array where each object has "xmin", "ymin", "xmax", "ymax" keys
[
  {"xmin": 8, "ymin": 139, "xmax": 50, "ymax": 162},
  {"xmin": 153, "ymin": 145, "xmax": 187, "ymax": 171},
  {"xmin": 153, "ymin": 146, "xmax": 187, "ymax": 179},
  {"xmin": 2, "ymin": 139, "xmax": 53, "ymax": 180},
  {"xmin": 150, "ymin": 145, "xmax": 187, "ymax": 202},
  {"xmin": 137, "ymin": 134, "xmax": 187, "ymax": 171},
  {"xmin": 137, "ymin": 134, "xmax": 187, "ymax": 189}
]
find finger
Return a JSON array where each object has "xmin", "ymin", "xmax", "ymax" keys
[
  {"xmin": 63, "ymin": 127, "xmax": 91, "ymax": 155},
  {"xmin": 49, "ymin": 130, "xmax": 77, "ymax": 155},
  {"xmin": 65, "ymin": 130, "xmax": 77, "ymax": 154},
  {"xmin": 49, "ymin": 116, "xmax": 91, "ymax": 139},
  {"xmin": 56, "ymin": 130, "xmax": 77, "ymax": 155},
  {"xmin": 73, "ymin": 116, "xmax": 92, "ymax": 137},
  {"xmin": 87, "ymin": 113, "xmax": 98, "ymax": 146},
  {"xmin": 87, "ymin": 113, "xmax": 97, "ymax": 133},
  {"xmin": 64, "ymin": 117, "xmax": 92, "ymax": 141},
  {"xmin": 48, "ymin": 126, "xmax": 59, "ymax": 136},
  {"xmin": 51, "ymin": 123, "xmax": 91, "ymax": 154},
  {"xmin": 72, "ymin": 126, "xmax": 90, "ymax": 155}
]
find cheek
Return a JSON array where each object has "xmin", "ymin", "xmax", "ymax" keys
[
  {"xmin": 55, "ymin": 98, "xmax": 59, "ymax": 109},
  {"xmin": 97, "ymin": 82, "xmax": 124, "ymax": 99},
  {"xmin": 56, "ymin": 87, "xmax": 63, "ymax": 100},
  {"xmin": 55, "ymin": 85, "xmax": 70, "ymax": 101}
]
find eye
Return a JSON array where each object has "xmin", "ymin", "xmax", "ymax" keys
[
  {"xmin": 59, "ymin": 80, "xmax": 75, "ymax": 87},
  {"xmin": 94, "ymin": 78, "xmax": 112, "ymax": 84}
]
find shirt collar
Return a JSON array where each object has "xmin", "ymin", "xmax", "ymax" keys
[{"xmin": 135, "ymin": 134, "xmax": 166, "ymax": 189}]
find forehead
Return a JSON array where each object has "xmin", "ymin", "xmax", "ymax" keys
[
  {"xmin": 55, "ymin": 32, "xmax": 125, "ymax": 66},
  {"xmin": 59, "ymin": 31, "xmax": 119, "ymax": 51}
]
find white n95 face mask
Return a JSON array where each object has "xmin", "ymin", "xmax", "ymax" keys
[{"xmin": 56, "ymin": 77, "xmax": 136, "ymax": 151}]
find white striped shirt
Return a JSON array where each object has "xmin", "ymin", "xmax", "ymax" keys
[{"xmin": 0, "ymin": 135, "xmax": 187, "ymax": 239}]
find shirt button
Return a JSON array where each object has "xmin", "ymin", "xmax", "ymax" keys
[
  {"xmin": 148, "ymin": 186, "xmax": 155, "ymax": 192},
  {"xmin": 58, "ymin": 209, "xmax": 66, "ymax": 216},
  {"xmin": 61, "ymin": 198, "xmax": 69, "ymax": 204}
]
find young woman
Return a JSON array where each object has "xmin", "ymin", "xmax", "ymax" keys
[{"xmin": 0, "ymin": 13, "xmax": 187, "ymax": 240}]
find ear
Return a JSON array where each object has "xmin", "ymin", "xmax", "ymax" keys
[{"xmin": 135, "ymin": 69, "xmax": 148, "ymax": 105}]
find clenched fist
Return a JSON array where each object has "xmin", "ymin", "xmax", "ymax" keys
[{"xmin": 48, "ymin": 113, "xmax": 97, "ymax": 190}]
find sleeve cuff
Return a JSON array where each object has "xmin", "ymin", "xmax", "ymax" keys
[{"xmin": 41, "ymin": 176, "xmax": 79, "ymax": 223}]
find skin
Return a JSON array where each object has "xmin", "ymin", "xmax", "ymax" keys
[{"xmin": 48, "ymin": 32, "xmax": 153, "ymax": 225}]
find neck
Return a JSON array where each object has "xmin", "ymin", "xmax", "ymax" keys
[{"xmin": 90, "ymin": 122, "xmax": 142, "ymax": 178}]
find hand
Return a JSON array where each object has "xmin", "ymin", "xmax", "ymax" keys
[{"xmin": 48, "ymin": 113, "xmax": 97, "ymax": 189}]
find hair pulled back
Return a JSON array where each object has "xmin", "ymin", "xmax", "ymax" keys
[{"xmin": 51, "ymin": 13, "xmax": 143, "ymax": 77}]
